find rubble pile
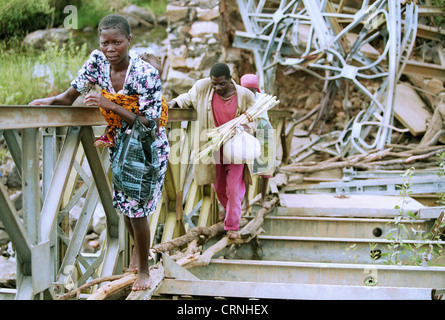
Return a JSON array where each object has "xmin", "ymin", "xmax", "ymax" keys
[{"xmin": 262, "ymin": 2, "xmax": 445, "ymax": 199}]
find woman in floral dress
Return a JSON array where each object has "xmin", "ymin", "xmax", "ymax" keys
[{"xmin": 29, "ymin": 14, "xmax": 169, "ymax": 291}]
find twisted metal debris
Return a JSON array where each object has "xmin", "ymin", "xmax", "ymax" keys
[{"xmin": 234, "ymin": 0, "xmax": 419, "ymax": 155}]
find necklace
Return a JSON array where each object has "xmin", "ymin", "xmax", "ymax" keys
[{"xmin": 220, "ymin": 92, "xmax": 236, "ymax": 101}]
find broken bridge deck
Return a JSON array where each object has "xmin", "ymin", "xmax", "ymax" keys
[{"xmin": 148, "ymin": 194, "xmax": 445, "ymax": 300}]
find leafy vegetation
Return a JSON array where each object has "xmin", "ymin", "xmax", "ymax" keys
[
  {"xmin": 0, "ymin": 0, "xmax": 168, "ymax": 105},
  {"xmin": 383, "ymin": 168, "xmax": 445, "ymax": 266},
  {"xmin": 345, "ymin": 165, "xmax": 445, "ymax": 267},
  {"xmin": 430, "ymin": 0, "xmax": 445, "ymax": 26},
  {"xmin": 0, "ymin": 0, "xmax": 54, "ymax": 38},
  {"xmin": 0, "ymin": 0, "xmax": 168, "ymax": 38},
  {"xmin": 122, "ymin": 0, "xmax": 167, "ymax": 15},
  {"xmin": 76, "ymin": 0, "xmax": 113, "ymax": 31},
  {"xmin": 0, "ymin": 36, "xmax": 89, "ymax": 105}
]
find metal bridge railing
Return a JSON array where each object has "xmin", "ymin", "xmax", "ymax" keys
[
  {"xmin": 0, "ymin": 105, "xmax": 290, "ymax": 299},
  {"xmin": 0, "ymin": 106, "xmax": 194, "ymax": 299}
]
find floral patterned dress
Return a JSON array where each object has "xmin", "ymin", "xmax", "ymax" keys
[{"xmin": 71, "ymin": 49, "xmax": 170, "ymax": 218}]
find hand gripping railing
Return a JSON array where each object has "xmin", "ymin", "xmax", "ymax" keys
[{"xmin": 0, "ymin": 105, "xmax": 195, "ymax": 299}]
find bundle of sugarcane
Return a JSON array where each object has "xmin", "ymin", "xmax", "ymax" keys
[{"xmin": 196, "ymin": 93, "xmax": 280, "ymax": 162}]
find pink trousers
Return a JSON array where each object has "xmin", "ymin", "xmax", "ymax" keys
[{"xmin": 213, "ymin": 162, "xmax": 246, "ymax": 231}]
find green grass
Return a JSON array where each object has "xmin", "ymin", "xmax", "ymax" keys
[
  {"xmin": 0, "ymin": 36, "xmax": 89, "ymax": 105},
  {"xmin": 0, "ymin": 0, "xmax": 168, "ymax": 38},
  {"xmin": 0, "ymin": 0, "xmax": 168, "ymax": 105},
  {"xmin": 75, "ymin": 0, "xmax": 168, "ymax": 30},
  {"xmin": 76, "ymin": 0, "xmax": 113, "ymax": 30},
  {"xmin": 126, "ymin": 0, "xmax": 168, "ymax": 15},
  {"xmin": 431, "ymin": 0, "xmax": 445, "ymax": 26}
]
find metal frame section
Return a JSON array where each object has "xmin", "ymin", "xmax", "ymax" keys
[
  {"xmin": 341, "ymin": 167, "xmax": 441, "ymax": 182},
  {"xmin": 0, "ymin": 124, "xmax": 123, "ymax": 299},
  {"xmin": 282, "ymin": 176, "xmax": 445, "ymax": 195},
  {"xmin": 154, "ymin": 254, "xmax": 445, "ymax": 300},
  {"xmin": 157, "ymin": 279, "xmax": 434, "ymax": 300},
  {"xmin": 189, "ymin": 259, "xmax": 444, "ymax": 299},
  {"xmin": 234, "ymin": 0, "xmax": 420, "ymax": 155},
  {"xmin": 0, "ymin": 106, "xmax": 194, "ymax": 299},
  {"xmin": 226, "ymin": 234, "xmax": 445, "ymax": 265},
  {"xmin": 0, "ymin": 105, "xmax": 290, "ymax": 299},
  {"xmin": 189, "ymin": 258, "xmax": 445, "ymax": 291}
]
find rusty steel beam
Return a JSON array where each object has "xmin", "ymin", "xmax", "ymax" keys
[
  {"xmin": 329, "ymin": 3, "xmax": 444, "ymax": 16},
  {"xmin": 418, "ymin": 5, "xmax": 445, "ymax": 16},
  {"xmin": 0, "ymin": 106, "xmax": 197, "ymax": 130},
  {"xmin": 403, "ymin": 60, "xmax": 445, "ymax": 81},
  {"xmin": 414, "ymin": 24, "xmax": 445, "ymax": 41}
]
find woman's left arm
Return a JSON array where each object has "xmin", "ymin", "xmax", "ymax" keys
[{"xmin": 83, "ymin": 93, "xmax": 159, "ymax": 128}]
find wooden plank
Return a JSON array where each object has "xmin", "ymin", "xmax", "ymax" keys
[
  {"xmin": 415, "ymin": 24, "xmax": 445, "ymax": 41},
  {"xmin": 394, "ymin": 83, "xmax": 432, "ymax": 136},
  {"xmin": 161, "ymin": 211, "xmax": 178, "ymax": 243},
  {"xmin": 197, "ymin": 196, "xmax": 212, "ymax": 227},
  {"xmin": 418, "ymin": 5, "xmax": 445, "ymax": 16}
]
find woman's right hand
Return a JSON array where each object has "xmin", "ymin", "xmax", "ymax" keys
[
  {"xmin": 28, "ymin": 87, "xmax": 80, "ymax": 106},
  {"xmin": 29, "ymin": 97, "xmax": 55, "ymax": 106}
]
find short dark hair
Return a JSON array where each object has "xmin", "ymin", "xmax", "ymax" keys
[
  {"xmin": 98, "ymin": 14, "xmax": 131, "ymax": 37},
  {"xmin": 210, "ymin": 63, "xmax": 231, "ymax": 80}
]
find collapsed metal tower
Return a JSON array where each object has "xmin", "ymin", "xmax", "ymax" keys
[{"xmin": 234, "ymin": 0, "xmax": 419, "ymax": 155}]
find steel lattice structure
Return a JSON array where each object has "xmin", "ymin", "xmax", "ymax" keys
[
  {"xmin": 234, "ymin": 0, "xmax": 419, "ymax": 155},
  {"xmin": 0, "ymin": 104, "xmax": 291, "ymax": 299}
]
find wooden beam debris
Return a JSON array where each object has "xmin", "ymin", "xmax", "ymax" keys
[
  {"xmin": 59, "ymin": 196, "xmax": 278, "ymax": 300},
  {"xmin": 87, "ymin": 274, "xmax": 137, "ymax": 300},
  {"xmin": 280, "ymin": 145, "xmax": 445, "ymax": 174},
  {"xmin": 176, "ymin": 196, "xmax": 279, "ymax": 269},
  {"xmin": 394, "ymin": 83, "xmax": 432, "ymax": 137},
  {"xmin": 58, "ymin": 273, "xmax": 133, "ymax": 300},
  {"xmin": 419, "ymin": 102, "xmax": 445, "ymax": 147},
  {"xmin": 151, "ymin": 219, "xmax": 244, "ymax": 255}
]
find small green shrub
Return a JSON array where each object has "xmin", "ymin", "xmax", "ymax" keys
[
  {"xmin": 0, "ymin": 0, "xmax": 54, "ymax": 38},
  {"xmin": 76, "ymin": 0, "xmax": 113, "ymax": 30},
  {"xmin": 431, "ymin": 0, "xmax": 445, "ymax": 27},
  {"xmin": 0, "ymin": 36, "xmax": 89, "ymax": 105},
  {"xmin": 128, "ymin": 0, "xmax": 167, "ymax": 15},
  {"xmin": 382, "ymin": 167, "xmax": 445, "ymax": 266}
]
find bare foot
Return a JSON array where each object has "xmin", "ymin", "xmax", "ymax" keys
[
  {"xmin": 132, "ymin": 272, "xmax": 151, "ymax": 291},
  {"xmin": 227, "ymin": 230, "xmax": 241, "ymax": 240}
]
